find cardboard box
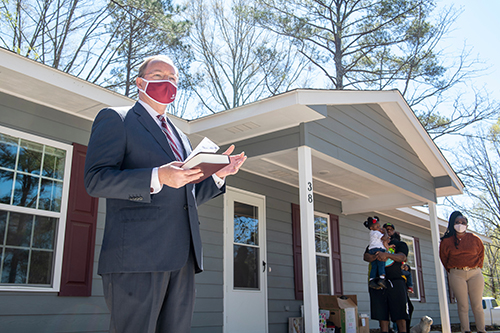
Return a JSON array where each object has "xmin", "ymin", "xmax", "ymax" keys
[
  {"xmin": 319, "ymin": 295, "xmax": 358, "ymax": 333},
  {"xmin": 359, "ymin": 313, "xmax": 370, "ymax": 333}
]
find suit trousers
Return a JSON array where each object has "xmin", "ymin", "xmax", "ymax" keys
[
  {"xmin": 102, "ymin": 251, "xmax": 196, "ymax": 333},
  {"xmin": 449, "ymin": 267, "xmax": 485, "ymax": 333}
]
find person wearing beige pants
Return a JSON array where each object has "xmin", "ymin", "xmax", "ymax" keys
[
  {"xmin": 440, "ymin": 211, "xmax": 485, "ymax": 333},
  {"xmin": 448, "ymin": 267, "xmax": 485, "ymax": 333}
]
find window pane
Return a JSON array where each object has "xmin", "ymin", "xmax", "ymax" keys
[
  {"xmin": 316, "ymin": 256, "xmax": 331, "ymax": 295},
  {"xmin": 39, "ymin": 179, "xmax": 62, "ymax": 212},
  {"xmin": 13, "ymin": 173, "xmax": 39, "ymax": 208},
  {"xmin": 17, "ymin": 140, "xmax": 43, "ymax": 175},
  {"xmin": 0, "ymin": 133, "xmax": 18, "ymax": 170},
  {"xmin": 234, "ymin": 202, "xmax": 258, "ymax": 245},
  {"xmin": 1, "ymin": 248, "xmax": 29, "ymax": 284},
  {"xmin": 29, "ymin": 251, "xmax": 53, "ymax": 285},
  {"xmin": 33, "ymin": 216, "xmax": 57, "ymax": 249},
  {"xmin": 405, "ymin": 238, "xmax": 415, "ymax": 267},
  {"xmin": 6, "ymin": 212, "xmax": 33, "ymax": 247},
  {"xmin": 315, "ymin": 216, "xmax": 329, "ymax": 254},
  {"xmin": 408, "ymin": 268, "xmax": 419, "ymax": 299},
  {"xmin": 234, "ymin": 245, "xmax": 259, "ymax": 289},
  {"xmin": 0, "ymin": 169, "xmax": 14, "ymax": 204},
  {"xmin": 42, "ymin": 147, "xmax": 66, "ymax": 180}
]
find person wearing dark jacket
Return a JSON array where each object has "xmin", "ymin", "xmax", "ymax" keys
[{"xmin": 364, "ymin": 222, "xmax": 409, "ymax": 333}]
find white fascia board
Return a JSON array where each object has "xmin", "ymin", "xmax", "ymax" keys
[{"xmin": 0, "ymin": 48, "xmax": 133, "ymax": 119}]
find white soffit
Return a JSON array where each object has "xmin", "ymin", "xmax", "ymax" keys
[
  {"xmin": 185, "ymin": 91, "xmax": 328, "ymax": 145},
  {"xmin": 0, "ymin": 48, "xmax": 133, "ymax": 121}
]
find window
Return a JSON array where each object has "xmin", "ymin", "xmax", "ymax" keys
[
  {"xmin": 400, "ymin": 234, "xmax": 420, "ymax": 301},
  {"xmin": 0, "ymin": 125, "xmax": 72, "ymax": 291},
  {"xmin": 315, "ymin": 213, "xmax": 332, "ymax": 295},
  {"xmin": 291, "ymin": 204, "xmax": 343, "ymax": 299}
]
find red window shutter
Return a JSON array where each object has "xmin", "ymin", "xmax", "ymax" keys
[
  {"xmin": 291, "ymin": 205, "xmax": 344, "ymax": 299},
  {"xmin": 59, "ymin": 143, "xmax": 99, "ymax": 297},
  {"xmin": 329, "ymin": 214, "xmax": 343, "ymax": 295},
  {"xmin": 414, "ymin": 237, "xmax": 426, "ymax": 302},
  {"xmin": 291, "ymin": 203, "xmax": 303, "ymax": 300}
]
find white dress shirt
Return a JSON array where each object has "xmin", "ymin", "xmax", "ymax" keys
[{"xmin": 137, "ymin": 100, "xmax": 225, "ymax": 193}]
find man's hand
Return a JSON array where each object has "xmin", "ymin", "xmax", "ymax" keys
[
  {"xmin": 376, "ymin": 251, "xmax": 406, "ymax": 263},
  {"xmin": 215, "ymin": 145, "xmax": 247, "ymax": 179},
  {"xmin": 158, "ymin": 161, "xmax": 204, "ymax": 188}
]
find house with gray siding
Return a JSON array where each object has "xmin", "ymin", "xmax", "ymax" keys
[{"xmin": 0, "ymin": 47, "xmax": 486, "ymax": 333}]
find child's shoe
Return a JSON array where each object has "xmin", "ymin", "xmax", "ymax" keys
[
  {"xmin": 377, "ymin": 279, "xmax": 388, "ymax": 289},
  {"xmin": 369, "ymin": 279, "xmax": 381, "ymax": 289}
]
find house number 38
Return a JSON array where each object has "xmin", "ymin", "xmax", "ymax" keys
[{"xmin": 307, "ymin": 181, "xmax": 313, "ymax": 203}]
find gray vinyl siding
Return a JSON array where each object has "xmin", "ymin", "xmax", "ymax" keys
[
  {"xmin": 192, "ymin": 195, "xmax": 225, "ymax": 332},
  {"xmin": 0, "ymin": 91, "xmax": 92, "ymax": 146},
  {"xmin": 0, "ymin": 93, "xmax": 109, "ymax": 332},
  {"xmin": 306, "ymin": 104, "xmax": 436, "ymax": 202},
  {"xmin": 226, "ymin": 126, "xmax": 302, "ymax": 159}
]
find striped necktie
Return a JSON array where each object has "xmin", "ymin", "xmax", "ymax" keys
[{"xmin": 157, "ymin": 115, "xmax": 183, "ymax": 161}]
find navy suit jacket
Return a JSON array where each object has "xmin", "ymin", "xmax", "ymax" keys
[{"xmin": 84, "ymin": 102, "xmax": 224, "ymax": 274}]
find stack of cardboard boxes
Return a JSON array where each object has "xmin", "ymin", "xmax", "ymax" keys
[{"xmin": 318, "ymin": 295, "xmax": 369, "ymax": 333}]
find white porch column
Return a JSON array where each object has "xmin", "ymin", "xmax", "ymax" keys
[
  {"xmin": 429, "ymin": 201, "xmax": 451, "ymax": 333},
  {"xmin": 298, "ymin": 146, "xmax": 320, "ymax": 333}
]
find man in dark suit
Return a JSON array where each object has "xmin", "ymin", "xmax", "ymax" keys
[{"xmin": 84, "ymin": 55, "xmax": 246, "ymax": 333}]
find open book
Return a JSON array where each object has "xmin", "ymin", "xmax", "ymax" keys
[{"xmin": 181, "ymin": 138, "xmax": 230, "ymax": 183}]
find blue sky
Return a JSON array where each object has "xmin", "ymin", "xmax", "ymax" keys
[
  {"xmin": 438, "ymin": 0, "xmax": 500, "ymax": 96},
  {"xmin": 434, "ymin": 0, "xmax": 500, "ymax": 219}
]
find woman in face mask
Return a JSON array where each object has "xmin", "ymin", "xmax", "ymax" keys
[{"xmin": 439, "ymin": 211, "xmax": 485, "ymax": 333}]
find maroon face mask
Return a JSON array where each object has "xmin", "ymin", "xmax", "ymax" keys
[{"xmin": 139, "ymin": 79, "xmax": 177, "ymax": 105}]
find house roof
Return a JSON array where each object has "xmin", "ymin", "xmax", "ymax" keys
[
  {"xmin": 0, "ymin": 48, "xmax": 134, "ymax": 120},
  {"xmin": 0, "ymin": 47, "xmax": 464, "ymax": 216},
  {"xmin": 183, "ymin": 89, "xmax": 463, "ymax": 201}
]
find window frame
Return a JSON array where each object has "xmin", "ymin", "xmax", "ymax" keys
[
  {"xmin": 314, "ymin": 212, "xmax": 333, "ymax": 295},
  {"xmin": 400, "ymin": 234, "xmax": 420, "ymax": 301},
  {"xmin": 0, "ymin": 125, "xmax": 73, "ymax": 292}
]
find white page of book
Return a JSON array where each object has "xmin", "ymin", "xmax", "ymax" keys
[{"xmin": 184, "ymin": 137, "xmax": 219, "ymax": 162}]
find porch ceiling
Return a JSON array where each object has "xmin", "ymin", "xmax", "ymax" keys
[{"xmin": 241, "ymin": 148, "xmax": 429, "ymax": 215}]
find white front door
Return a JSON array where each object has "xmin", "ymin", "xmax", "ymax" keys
[{"xmin": 224, "ymin": 188, "xmax": 268, "ymax": 333}]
